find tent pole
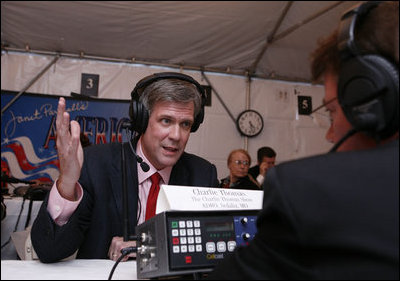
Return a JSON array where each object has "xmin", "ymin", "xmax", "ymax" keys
[
  {"xmin": 249, "ymin": 1, "xmax": 293, "ymax": 76},
  {"xmin": 243, "ymin": 73, "xmax": 252, "ymax": 151},
  {"xmin": 201, "ymin": 70, "xmax": 236, "ymax": 125},
  {"xmin": 1, "ymin": 55, "xmax": 59, "ymax": 115},
  {"xmin": 273, "ymin": 1, "xmax": 344, "ymax": 42},
  {"xmin": 2, "ymin": 48, "xmax": 314, "ymax": 84}
]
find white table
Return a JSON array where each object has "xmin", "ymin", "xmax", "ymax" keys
[
  {"xmin": 1, "ymin": 197, "xmax": 42, "ymax": 260},
  {"xmin": 1, "ymin": 259, "xmax": 138, "ymax": 280}
]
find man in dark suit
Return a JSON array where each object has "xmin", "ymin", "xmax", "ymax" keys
[
  {"xmin": 248, "ymin": 146, "xmax": 276, "ymax": 186},
  {"xmin": 209, "ymin": 1, "xmax": 399, "ymax": 279},
  {"xmin": 31, "ymin": 73, "xmax": 219, "ymax": 262}
]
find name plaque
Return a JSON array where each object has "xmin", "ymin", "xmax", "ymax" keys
[{"xmin": 156, "ymin": 185, "xmax": 263, "ymax": 214}]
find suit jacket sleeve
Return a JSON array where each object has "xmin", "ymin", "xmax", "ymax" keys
[{"xmin": 31, "ymin": 143, "xmax": 134, "ymax": 263}]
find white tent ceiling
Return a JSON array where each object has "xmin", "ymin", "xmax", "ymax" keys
[{"xmin": 1, "ymin": 1, "xmax": 361, "ymax": 83}]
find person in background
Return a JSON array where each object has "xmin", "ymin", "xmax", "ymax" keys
[
  {"xmin": 209, "ymin": 1, "xmax": 398, "ymax": 279},
  {"xmin": 248, "ymin": 146, "xmax": 276, "ymax": 186},
  {"xmin": 219, "ymin": 149, "xmax": 260, "ymax": 190},
  {"xmin": 31, "ymin": 72, "xmax": 219, "ymax": 263}
]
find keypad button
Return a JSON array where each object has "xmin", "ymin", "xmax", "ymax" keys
[
  {"xmin": 187, "ymin": 237, "xmax": 194, "ymax": 244},
  {"xmin": 180, "ymin": 237, "xmax": 187, "ymax": 244},
  {"xmin": 181, "ymin": 245, "xmax": 187, "ymax": 253},
  {"xmin": 217, "ymin": 241, "xmax": 226, "ymax": 252},
  {"xmin": 194, "ymin": 228, "xmax": 201, "ymax": 235},
  {"xmin": 179, "ymin": 229, "xmax": 186, "ymax": 236},
  {"xmin": 195, "ymin": 237, "xmax": 202, "ymax": 244},
  {"xmin": 172, "ymin": 229, "xmax": 179, "ymax": 237},
  {"xmin": 196, "ymin": 244, "xmax": 202, "ymax": 252},
  {"xmin": 179, "ymin": 221, "xmax": 186, "ymax": 228},
  {"xmin": 173, "ymin": 246, "xmax": 180, "ymax": 253},
  {"xmin": 206, "ymin": 242, "xmax": 216, "ymax": 253},
  {"xmin": 194, "ymin": 220, "xmax": 200, "ymax": 227},
  {"xmin": 186, "ymin": 220, "xmax": 193, "ymax": 228},
  {"xmin": 227, "ymin": 241, "xmax": 236, "ymax": 252},
  {"xmin": 187, "ymin": 229, "xmax": 194, "ymax": 236}
]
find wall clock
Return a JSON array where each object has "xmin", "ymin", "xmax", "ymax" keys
[{"xmin": 236, "ymin": 109, "xmax": 264, "ymax": 137}]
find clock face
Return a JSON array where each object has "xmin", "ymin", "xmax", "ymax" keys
[{"xmin": 236, "ymin": 110, "xmax": 264, "ymax": 137}]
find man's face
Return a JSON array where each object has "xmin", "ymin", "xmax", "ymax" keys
[
  {"xmin": 260, "ymin": 156, "xmax": 275, "ymax": 169},
  {"xmin": 323, "ymin": 71, "xmax": 359, "ymax": 151},
  {"xmin": 141, "ymin": 101, "xmax": 194, "ymax": 170}
]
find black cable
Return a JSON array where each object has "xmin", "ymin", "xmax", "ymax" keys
[
  {"xmin": 329, "ymin": 128, "xmax": 357, "ymax": 153},
  {"xmin": 108, "ymin": 246, "xmax": 137, "ymax": 280},
  {"xmin": 192, "ymin": 272, "xmax": 203, "ymax": 280},
  {"xmin": 137, "ymin": 195, "xmax": 142, "ymax": 224},
  {"xmin": 123, "ymin": 128, "xmax": 144, "ymax": 226}
]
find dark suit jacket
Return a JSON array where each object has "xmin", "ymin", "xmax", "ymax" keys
[
  {"xmin": 31, "ymin": 142, "xmax": 218, "ymax": 263},
  {"xmin": 209, "ymin": 139, "xmax": 399, "ymax": 280},
  {"xmin": 248, "ymin": 165, "xmax": 260, "ymax": 180},
  {"xmin": 249, "ymin": 165, "xmax": 260, "ymax": 179}
]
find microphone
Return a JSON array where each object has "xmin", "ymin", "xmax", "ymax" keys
[
  {"xmin": 127, "ymin": 140, "xmax": 150, "ymax": 172},
  {"xmin": 120, "ymin": 121, "xmax": 150, "ymax": 243},
  {"xmin": 121, "ymin": 143, "xmax": 130, "ymax": 242},
  {"xmin": 122, "ymin": 121, "xmax": 150, "ymax": 172}
]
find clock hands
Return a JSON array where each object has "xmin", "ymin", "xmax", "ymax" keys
[
  {"xmin": 249, "ymin": 121, "xmax": 256, "ymax": 133},
  {"xmin": 236, "ymin": 109, "xmax": 264, "ymax": 137}
]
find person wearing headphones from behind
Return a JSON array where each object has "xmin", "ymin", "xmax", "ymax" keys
[
  {"xmin": 31, "ymin": 72, "xmax": 219, "ymax": 263},
  {"xmin": 209, "ymin": 1, "xmax": 398, "ymax": 279}
]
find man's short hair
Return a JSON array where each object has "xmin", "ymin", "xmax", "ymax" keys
[
  {"xmin": 310, "ymin": 1, "xmax": 399, "ymax": 82},
  {"xmin": 257, "ymin": 147, "xmax": 276, "ymax": 163}
]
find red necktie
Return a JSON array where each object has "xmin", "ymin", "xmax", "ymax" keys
[{"xmin": 145, "ymin": 172, "xmax": 162, "ymax": 221}]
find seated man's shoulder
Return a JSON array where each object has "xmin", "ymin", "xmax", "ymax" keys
[{"xmin": 179, "ymin": 152, "xmax": 215, "ymax": 168}]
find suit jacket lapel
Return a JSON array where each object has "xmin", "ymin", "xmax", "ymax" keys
[{"xmin": 170, "ymin": 153, "xmax": 190, "ymax": 185}]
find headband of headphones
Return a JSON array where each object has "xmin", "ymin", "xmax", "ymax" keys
[
  {"xmin": 338, "ymin": 1, "xmax": 381, "ymax": 57},
  {"xmin": 336, "ymin": 1, "xmax": 399, "ymax": 139},
  {"xmin": 131, "ymin": 72, "xmax": 206, "ymax": 103}
]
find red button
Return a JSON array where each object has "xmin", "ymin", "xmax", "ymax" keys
[
  {"xmin": 185, "ymin": 256, "xmax": 192, "ymax": 264},
  {"xmin": 172, "ymin": 237, "xmax": 179, "ymax": 245}
]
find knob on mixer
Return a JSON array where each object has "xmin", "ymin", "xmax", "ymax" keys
[{"xmin": 242, "ymin": 233, "xmax": 251, "ymax": 241}]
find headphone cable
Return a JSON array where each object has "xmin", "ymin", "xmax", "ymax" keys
[{"xmin": 329, "ymin": 128, "xmax": 357, "ymax": 153}]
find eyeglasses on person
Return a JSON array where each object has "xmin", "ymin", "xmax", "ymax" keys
[{"xmin": 233, "ymin": 160, "xmax": 250, "ymax": 166}]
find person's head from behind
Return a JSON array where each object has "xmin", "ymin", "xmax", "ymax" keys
[
  {"xmin": 137, "ymin": 74, "xmax": 203, "ymax": 170},
  {"xmin": 227, "ymin": 149, "xmax": 251, "ymax": 182},
  {"xmin": 257, "ymin": 146, "xmax": 276, "ymax": 169},
  {"xmin": 310, "ymin": 1, "xmax": 399, "ymax": 152}
]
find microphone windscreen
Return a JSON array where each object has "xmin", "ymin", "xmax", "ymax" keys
[{"xmin": 141, "ymin": 162, "xmax": 150, "ymax": 172}]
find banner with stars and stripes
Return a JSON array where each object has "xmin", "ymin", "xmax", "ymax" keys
[{"xmin": 1, "ymin": 91, "xmax": 130, "ymax": 184}]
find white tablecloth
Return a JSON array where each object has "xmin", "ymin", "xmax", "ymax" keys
[{"xmin": 1, "ymin": 259, "xmax": 138, "ymax": 280}]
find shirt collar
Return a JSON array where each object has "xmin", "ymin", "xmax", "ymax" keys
[{"xmin": 136, "ymin": 137, "xmax": 172, "ymax": 185}]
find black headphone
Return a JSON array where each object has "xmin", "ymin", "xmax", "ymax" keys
[
  {"xmin": 129, "ymin": 72, "xmax": 206, "ymax": 134},
  {"xmin": 337, "ymin": 1, "xmax": 399, "ymax": 139}
]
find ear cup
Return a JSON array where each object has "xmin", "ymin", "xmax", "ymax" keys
[
  {"xmin": 129, "ymin": 98, "xmax": 149, "ymax": 134},
  {"xmin": 191, "ymin": 107, "xmax": 204, "ymax": 132},
  {"xmin": 338, "ymin": 54, "xmax": 399, "ymax": 138}
]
